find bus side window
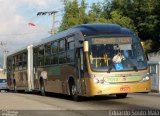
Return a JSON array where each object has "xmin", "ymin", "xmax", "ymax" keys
[
  {"xmin": 51, "ymin": 41, "xmax": 58, "ymax": 65},
  {"xmin": 59, "ymin": 39, "xmax": 66, "ymax": 52},
  {"xmin": 23, "ymin": 52, "xmax": 27, "ymax": 69},
  {"xmin": 59, "ymin": 39, "xmax": 66, "ymax": 64},
  {"xmin": 38, "ymin": 45, "xmax": 45, "ymax": 66},
  {"xmin": 67, "ymin": 36, "xmax": 75, "ymax": 63}
]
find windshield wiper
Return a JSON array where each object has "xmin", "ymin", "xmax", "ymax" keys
[
  {"xmin": 107, "ymin": 67, "xmax": 112, "ymax": 73},
  {"xmin": 107, "ymin": 61, "xmax": 114, "ymax": 73}
]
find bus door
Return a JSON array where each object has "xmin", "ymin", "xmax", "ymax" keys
[
  {"xmin": 149, "ymin": 63, "xmax": 159, "ymax": 91},
  {"xmin": 76, "ymin": 48, "xmax": 86, "ymax": 95}
]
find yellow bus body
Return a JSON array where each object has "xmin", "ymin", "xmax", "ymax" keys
[{"xmin": 82, "ymin": 72, "xmax": 151, "ymax": 97}]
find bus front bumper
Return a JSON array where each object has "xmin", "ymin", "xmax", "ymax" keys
[{"xmin": 84, "ymin": 78, "xmax": 151, "ymax": 96}]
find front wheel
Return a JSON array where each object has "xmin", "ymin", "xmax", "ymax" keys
[
  {"xmin": 116, "ymin": 93, "xmax": 127, "ymax": 98},
  {"xmin": 70, "ymin": 82, "xmax": 81, "ymax": 101}
]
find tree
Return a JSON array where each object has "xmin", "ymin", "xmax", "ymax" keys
[
  {"xmin": 87, "ymin": 2, "xmax": 106, "ymax": 23},
  {"xmin": 151, "ymin": 0, "xmax": 160, "ymax": 52},
  {"xmin": 101, "ymin": 0, "xmax": 112, "ymax": 19},
  {"xmin": 143, "ymin": 39, "xmax": 153, "ymax": 53},
  {"xmin": 109, "ymin": 0, "xmax": 159, "ymax": 52},
  {"xmin": 59, "ymin": 0, "xmax": 89, "ymax": 31},
  {"xmin": 59, "ymin": 0, "xmax": 80, "ymax": 31},
  {"xmin": 59, "ymin": 0, "xmax": 160, "ymax": 52},
  {"xmin": 79, "ymin": 0, "xmax": 88, "ymax": 24},
  {"xmin": 105, "ymin": 11, "xmax": 137, "ymax": 33}
]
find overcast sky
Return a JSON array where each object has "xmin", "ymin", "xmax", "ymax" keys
[{"xmin": 0, "ymin": 0, "xmax": 103, "ymax": 65}]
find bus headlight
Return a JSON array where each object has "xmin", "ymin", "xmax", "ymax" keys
[
  {"xmin": 93, "ymin": 78, "xmax": 99, "ymax": 83},
  {"xmin": 89, "ymin": 74, "xmax": 99, "ymax": 83},
  {"xmin": 90, "ymin": 74, "xmax": 104, "ymax": 84},
  {"xmin": 143, "ymin": 76, "xmax": 150, "ymax": 81},
  {"xmin": 142, "ymin": 73, "xmax": 150, "ymax": 81},
  {"xmin": 100, "ymin": 79, "xmax": 105, "ymax": 84}
]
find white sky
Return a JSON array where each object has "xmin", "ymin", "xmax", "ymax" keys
[
  {"xmin": 0, "ymin": 0, "xmax": 63, "ymax": 52},
  {"xmin": 0, "ymin": 0, "xmax": 103, "ymax": 65}
]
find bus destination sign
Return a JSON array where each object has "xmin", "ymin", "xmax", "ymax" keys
[{"xmin": 92, "ymin": 37, "xmax": 132, "ymax": 44}]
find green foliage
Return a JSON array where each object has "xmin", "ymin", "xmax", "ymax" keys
[
  {"xmin": 59, "ymin": 0, "xmax": 160, "ymax": 52},
  {"xmin": 110, "ymin": 0, "xmax": 160, "ymax": 52},
  {"xmin": 87, "ymin": 2, "xmax": 106, "ymax": 23},
  {"xmin": 59, "ymin": 0, "xmax": 80, "ymax": 31},
  {"xmin": 105, "ymin": 11, "xmax": 137, "ymax": 33},
  {"xmin": 59, "ymin": 0, "xmax": 88, "ymax": 31},
  {"xmin": 142, "ymin": 39, "xmax": 153, "ymax": 53},
  {"xmin": 79, "ymin": 0, "xmax": 88, "ymax": 24}
]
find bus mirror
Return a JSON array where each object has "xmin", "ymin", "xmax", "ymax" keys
[{"xmin": 83, "ymin": 41, "xmax": 89, "ymax": 52}]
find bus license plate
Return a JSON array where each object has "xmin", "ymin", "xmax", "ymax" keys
[{"xmin": 120, "ymin": 87, "xmax": 130, "ymax": 91}]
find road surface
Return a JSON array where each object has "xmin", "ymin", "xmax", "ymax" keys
[{"xmin": 0, "ymin": 92, "xmax": 160, "ymax": 116}]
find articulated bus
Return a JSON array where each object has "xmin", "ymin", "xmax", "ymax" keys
[{"xmin": 7, "ymin": 24, "xmax": 151, "ymax": 101}]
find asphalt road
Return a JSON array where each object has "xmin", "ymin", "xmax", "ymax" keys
[{"xmin": 0, "ymin": 92, "xmax": 160, "ymax": 116}]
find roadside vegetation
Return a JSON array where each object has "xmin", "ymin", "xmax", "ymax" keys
[{"xmin": 59, "ymin": 0, "xmax": 160, "ymax": 53}]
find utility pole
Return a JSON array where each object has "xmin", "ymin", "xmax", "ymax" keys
[
  {"xmin": 0, "ymin": 42, "xmax": 6, "ymax": 47},
  {"xmin": 0, "ymin": 42, "xmax": 9, "ymax": 70},
  {"xmin": 3, "ymin": 49, "xmax": 9, "ymax": 69},
  {"xmin": 37, "ymin": 10, "xmax": 58, "ymax": 35}
]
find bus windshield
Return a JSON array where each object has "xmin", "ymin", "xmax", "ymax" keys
[{"xmin": 89, "ymin": 37, "xmax": 147, "ymax": 72}]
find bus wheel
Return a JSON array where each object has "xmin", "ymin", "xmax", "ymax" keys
[
  {"xmin": 70, "ymin": 81, "xmax": 80, "ymax": 101},
  {"xmin": 40, "ymin": 79, "xmax": 45, "ymax": 96},
  {"xmin": 116, "ymin": 93, "xmax": 128, "ymax": 98}
]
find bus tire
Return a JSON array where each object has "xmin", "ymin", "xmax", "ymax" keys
[
  {"xmin": 13, "ymin": 80, "xmax": 17, "ymax": 93},
  {"xmin": 69, "ymin": 81, "xmax": 81, "ymax": 101},
  {"xmin": 40, "ymin": 79, "xmax": 45, "ymax": 96},
  {"xmin": 116, "ymin": 93, "xmax": 127, "ymax": 98}
]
